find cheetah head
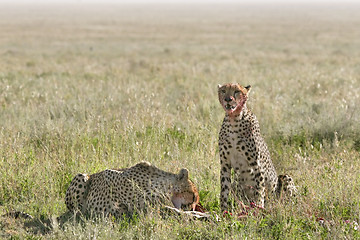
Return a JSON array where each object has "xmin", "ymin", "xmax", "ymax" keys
[
  {"xmin": 171, "ymin": 168, "xmax": 200, "ymax": 211},
  {"xmin": 218, "ymin": 83, "xmax": 251, "ymax": 117}
]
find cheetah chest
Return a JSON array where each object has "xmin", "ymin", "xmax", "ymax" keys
[
  {"xmin": 226, "ymin": 131, "xmax": 257, "ymax": 178},
  {"xmin": 228, "ymin": 147, "xmax": 248, "ymax": 171}
]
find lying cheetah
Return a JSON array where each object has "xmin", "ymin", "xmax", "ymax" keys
[
  {"xmin": 218, "ymin": 83, "xmax": 296, "ymax": 211},
  {"xmin": 65, "ymin": 162, "xmax": 199, "ymax": 218}
]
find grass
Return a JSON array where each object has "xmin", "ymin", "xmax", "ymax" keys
[{"xmin": 0, "ymin": 2, "xmax": 360, "ymax": 239}]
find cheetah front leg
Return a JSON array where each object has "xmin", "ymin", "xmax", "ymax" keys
[
  {"xmin": 247, "ymin": 169, "xmax": 266, "ymax": 207},
  {"xmin": 232, "ymin": 168, "xmax": 266, "ymax": 208},
  {"xmin": 220, "ymin": 151, "xmax": 232, "ymax": 212}
]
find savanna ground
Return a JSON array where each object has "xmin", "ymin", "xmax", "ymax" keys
[{"xmin": 0, "ymin": 2, "xmax": 359, "ymax": 239}]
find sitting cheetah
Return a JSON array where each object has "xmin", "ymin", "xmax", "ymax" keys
[
  {"xmin": 218, "ymin": 83, "xmax": 296, "ymax": 211},
  {"xmin": 65, "ymin": 162, "xmax": 199, "ymax": 218}
]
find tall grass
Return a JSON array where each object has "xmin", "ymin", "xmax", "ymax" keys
[{"xmin": 0, "ymin": 3, "xmax": 359, "ymax": 239}]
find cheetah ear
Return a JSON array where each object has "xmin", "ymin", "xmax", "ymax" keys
[
  {"xmin": 217, "ymin": 84, "xmax": 222, "ymax": 89},
  {"xmin": 178, "ymin": 168, "xmax": 189, "ymax": 181},
  {"xmin": 245, "ymin": 85, "xmax": 251, "ymax": 94}
]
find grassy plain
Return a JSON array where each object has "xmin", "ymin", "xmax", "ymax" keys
[{"xmin": 0, "ymin": 2, "xmax": 360, "ymax": 239}]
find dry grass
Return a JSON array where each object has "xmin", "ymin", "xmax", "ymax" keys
[{"xmin": 0, "ymin": 3, "xmax": 359, "ymax": 239}]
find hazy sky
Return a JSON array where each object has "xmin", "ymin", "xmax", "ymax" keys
[{"xmin": 1, "ymin": 0, "xmax": 359, "ymax": 3}]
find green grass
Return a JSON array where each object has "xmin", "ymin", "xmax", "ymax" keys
[{"xmin": 0, "ymin": 2, "xmax": 360, "ymax": 239}]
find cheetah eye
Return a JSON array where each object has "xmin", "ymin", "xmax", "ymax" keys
[
  {"xmin": 221, "ymin": 90, "xmax": 226, "ymax": 94},
  {"xmin": 234, "ymin": 90, "xmax": 240, "ymax": 95}
]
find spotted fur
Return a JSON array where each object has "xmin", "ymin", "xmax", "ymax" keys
[
  {"xmin": 65, "ymin": 162, "xmax": 199, "ymax": 218},
  {"xmin": 218, "ymin": 83, "xmax": 296, "ymax": 211},
  {"xmin": 276, "ymin": 174, "xmax": 297, "ymax": 198}
]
